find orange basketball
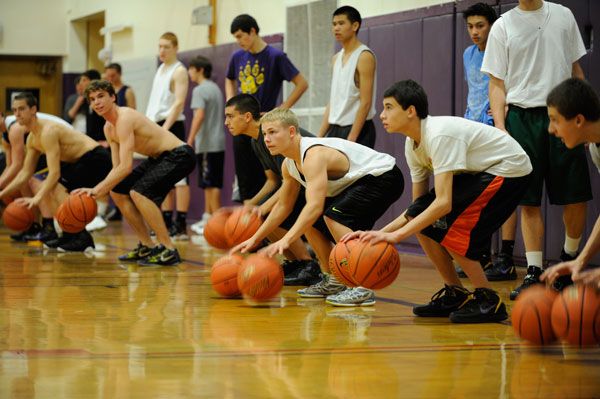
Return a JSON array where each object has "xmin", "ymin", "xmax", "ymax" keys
[
  {"xmin": 237, "ymin": 254, "xmax": 283, "ymax": 301},
  {"xmin": 347, "ymin": 240, "xmax": 401, "ymax": 289},
  {"xmin": 204, "ymin": 210, "xmax": 233, "ymax": 250},
  {"xmin": 210, "ymin": 254, "xmax": 244, "ymax": 297},
  {"xmin": 55, "ymin": 201, "xmax": 86, "ymax": 233},
  {"xmin": 2, "ymin": 201, "xmax": 35, "ymax": 231},
  {"xmin": 225, "ymin": 207, "xmax": 262, "ymax": 247},
  {"xmin": 66, "ymin": 192, "xmax": 97, "ymax": 224},
  {"xmin": 329, "ymin": 239, "xmax": 360, "ymax": 287},
  {"xmin": 551, "ymin": 284, "xmax": 600, "ymax": 346},
  {"xmin": 511, "ymin": 285, "xmax": 558, "ymax": 345}
]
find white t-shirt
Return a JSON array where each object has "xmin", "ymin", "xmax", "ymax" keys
[
  {"xmin": 405, "ymin": 116, "xmax": 532, "ymax": 183},
  {"xmin": 590, "ymin": 143, "xmax": 600, "ymax": 173},
  {"xmin": 285, "ymin": 137, "xmax": 396, "ymax": 197},
  {"xmin": 481, "ymin": 1, "xmax": 586, "ymax": 108}
]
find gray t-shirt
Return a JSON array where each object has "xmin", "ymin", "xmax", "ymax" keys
[{"xmin": 190, "ymin": 80, "xmax": 225, "ymax": 153}]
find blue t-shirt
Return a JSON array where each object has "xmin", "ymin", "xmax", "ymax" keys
[
  {"xmin": 463, "ymin": 44, "xmax": 493, "ymax": 126},
  {"xmin": 226, "ymin": 45, "xmax": 299, "ymax": 112}
]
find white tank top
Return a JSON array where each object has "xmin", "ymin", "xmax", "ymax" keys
[
  {"xmin": 284, "ymin": 137, "xmax": 396, "ymax": 197},
  {"xmin": 328, "ymin": 44, "xmax": 377, "ymax": 126},
  {"xmin": 145, "ymin": 61, "xmax": 185, "ymax": 122}
]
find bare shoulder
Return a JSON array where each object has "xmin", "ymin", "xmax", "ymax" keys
[
  {"xmin": 303, "ymin": 145, "xmax": 330, "ymax": 166},
  {"xmin": 357, "ymin": 50, "xmax": 376, "ymax": 66}
]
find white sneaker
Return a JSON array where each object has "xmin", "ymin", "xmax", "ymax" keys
[
  {"xmin": 190, "ymin": 220, "xmax": 204, "ymax": 235},
  {"xmin": 86, "ymin": 216, "xmax": 108, "ymax": 232},
  {"xmin": 325, "ymin": 287, "xmax": 376, "ymax": 307}
]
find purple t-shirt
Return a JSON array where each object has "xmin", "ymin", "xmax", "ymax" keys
[{"xmin": 226, "ymin": 45, "xmax": 299, "ymax": 112}]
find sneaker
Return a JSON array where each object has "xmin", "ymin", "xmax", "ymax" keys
[
  {"xmin": 413, "ymin": 285, "xmax": 471, "ymax": 317},
  {"xmin": 190, "ymin": 220, "xmax": 205, "ymax": 235},
  {"xmin": 455, "ymin": 262, "xmax": 467, "ymax": 278},
  {"xmin": 10, "ymin": 223, "xmax": 41, "ymax": 242},
  {"xmin": 325, "ymin": 287, "xmax": 376, "ymax": 307},
  {"xmin": 169, "ymin": 223, "xmax": 189, "ymax": 241},
  {"xmin": 509, "ymin": 265, "xmax": 542, "ymax": 300},
  {"xmin": 105, "ymin": 206, "xmax": 122, "ymax": 221},
  {"xmin": 449, "ymin": 287, "xmax": 508, "ymax": 323},
  {"xmin": 284, "ymin": 260, "xmax": 322, "ymax": 286},
  {"xmin": 455, "ymin": 257, "xmax": 491, "ymax": 278},
  {"xmin": 118, "ymin": 242, "xmax": 153, "ymax": 262},
  {"xmin": 86, "ymin": 216, "xmax": 107, "ymax": 232},
  {"xmin": 138, "ymin": 246, "xmax": 181, "ymax": 266},
  {"xmin": 551, "ymin": 250, "xmax": 576, "ymax": 292},
  {"xmin": 44, "ymin": 232, "xmax": 75, "ymax": 249},
  {"xmin": 485, "ymin": 253, "xmax": 517, "ymax": 281},
  {"xmin": 57, "ymin": 230, "xmax": 95, "ymax": 252},
  {"xmin": 282, "ymin": 259, "xmax": 303, "ymax": 277},
  {"xmin": 297, "ymin": 274, "xmax": 346, "ymax": 298},
  {"xmin": 23, "ymin": 227, "xmax": 58, "ymax": 243}
]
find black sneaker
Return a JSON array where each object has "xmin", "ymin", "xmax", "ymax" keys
[
  {"xmin": 413, "ymin": 285, "xmax": 471, "ymax": 317},
  {"xmin": 551, "ymin": 249, "xmax": 576, "ymax": 292},
  {"xmin": 138, "ymin": 246, "xmax": 181, "ymax": 266},
  {"xmin": 449, "ymin": 287, "xmax": 508, "ymax": 323},
  {"xmin": 118, "ymin": 243, "xmax": 153, "ymax": 262},
  {"xmin": 10, "ymin": 222, "xmax": 41, "ymax": 242},
  {"xmin": 284, "ymin": 260, "xmax": 322, "ymax": 286},
  {"xmin": 23, "ymin": 227, "xmax": 58, "ymax": 243},
  {"xmin": 485, "ymin": 253, "xmax": 517, "ymax": 281},
  {"xmin": 57, "ymin": 230, "xmax": 95, "ymax": 252},
  {"xmin": 170, "ymin": 221, "xmax": 189, "ymax": 241},
  {"xmin": 44, "ymin": 232, "xmax": 74, "ymax": 249},
  {"xmin": 509, "ymin": 266, "xmax": 542, "ymax": 300},
  {"xmin": 282, "ymin": 259, "xmax": 302, "ymax": 277}
]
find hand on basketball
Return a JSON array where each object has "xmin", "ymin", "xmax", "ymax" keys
[
  {"xmin": 540, "ymin": 259, "xmax": 584, "ymax": 285},
  {"xmin": 229, "ymin": 237, "xmax": 258, "ymax": 255},
  {"xmin": 261, "ymin": 240, "xmax": 289, "ymax": 258},
  {"xmin": 339, "ymin": 230, "xmax": 363, "ymax": 242},
  {"xmin": 72, "ymin": 188, "xmax": 95, "ymax": 198},
  {"xmin": 359, "ymin": 230, "xmax": 398, "ymax": 245},
  {"xmin": 14, "ymin": 196, "xmax": 38, "ymax": 209},
  {"xmin": 573, "ymin": 267, "xmax": 600, "ymax": 288}
]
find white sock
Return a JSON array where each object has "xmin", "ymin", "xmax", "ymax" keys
[
  {"xmin": 564, "ymin": 234, "xmax": 581, "ymax": 257},
  {"xmin": 525, "ymin": 251, "xmax": 543, "ymax": 269},
  {"xmin": 202, "ymin": 212, "xmax": 210, "ymax": 221},
  {"xmin": 97, "ymin": 200, "xmax": 108, "ymax": 216}
]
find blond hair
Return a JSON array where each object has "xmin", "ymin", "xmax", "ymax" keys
[
  {"xmin": 160, "ymin": 32, "xmax": 178, "ymax": 47},
  {"xmin": 260, "ymin": 108, "xmax": 299, "ymax": 131}
]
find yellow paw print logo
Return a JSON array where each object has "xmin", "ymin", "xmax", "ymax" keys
[{"xmin": 239, "ymin": 60, "xmax": 264, "ymax": 94}]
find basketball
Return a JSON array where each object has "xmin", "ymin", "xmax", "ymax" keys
[
  {"xmin": 66, "ymin": 192, "xmax": 97, "ymax": 224},
  {"xmin": 225, "ymin": 207, "xmax": 262, "ymax": 247},
  {"xmin": 210, "ymin": 254, "xmax": 244, "ymax": 297},
  {"xmin": 511, "ymin": 285, "xmax": 558, "ymax": 345},
  {"xmin": 329, "ymin": 239, "xmax": 360, "ymax": 287},
  {"xmin": 2, "ymin": 201, "xmax": 35, "ymax": 232},
  {"xmin": 551, "ymin": 284, "xmax": 600, "ymax": 346},
  {"xmin": 55, "ymin": 201, "xmax": 86, "ymax": 233},
  {"xmin": 237, "ymin": 254, "xmax": 283, "ymax": 301},
  {"xmin": 347, "ymin": 240, "xmax": 401, "ymax": 289},
  {"xmin": 203, "ymin": 210, "xmax": 233, "ymax": 250}
]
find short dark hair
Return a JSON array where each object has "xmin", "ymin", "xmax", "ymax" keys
[
  {"xmin": 226, "ymin": 94, "xmax": 261, "ymax": 120},
  {"xmin": 84, "ymin": 79, "xmax": 116, "ymax": 101},
  {"xmin": 383, "ymin": 80, "xmax": 429, "ymax": 119},
  {"xmin": 547, "ymin": 78, "xmax": 600, "ymax": 122},
  {"xmin": 333, "ymin": 6, "xmax": 362, "ymax": 33},
  {"xmin": 463, "ymin": 2, "xmax": 497, "ymax": 25},
  {"xmin": 82, "ymin": 69, "xmax": 101, "ymax": 80},
  {"xmin": 231, "ymin": 14, "xmax": 260, "ymax": 35},
  {"xmin": 105, "ymin": 63, "xmax": 122, "ymax": 74},
  {"xmin": 13, "ymin": 92, "xmax": 38, "ymax": 108},
  {"xmin": 189, "ymin": 56, "xmax": 213, "ymax": 78}
]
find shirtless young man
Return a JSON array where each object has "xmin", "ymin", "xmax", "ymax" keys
[
  {"xmin": 80, "ymin": 80, "xmax": 196, "ymax": 266},
  {"xmin": 0, "ymin": 92, "xmax": 111, "ymax": 251}
]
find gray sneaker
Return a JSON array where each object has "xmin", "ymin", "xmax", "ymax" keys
[
  {"xmin": 297, "ymin": 274, "xmax": 346, "ymax": 298},
  {"xmin": 325, "ymin": 287, "xmax": 376, "ymax": 307}
]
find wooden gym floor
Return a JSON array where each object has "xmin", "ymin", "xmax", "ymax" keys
[{"xmin": 1, "ymin": 222, "xmax": 599, "ymax": 398}]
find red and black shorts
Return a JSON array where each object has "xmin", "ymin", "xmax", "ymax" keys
[{"xmin": 406, "ymin": 172, "xmax": 530, "ymax": 260}]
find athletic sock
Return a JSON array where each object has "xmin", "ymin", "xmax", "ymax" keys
[
  {"xmin": 564, "ymin": 235, "xmax": 581, "ymax": 257},
  {"xmin": 162, "ymin": 211, "xmax": 173, "ymax": 228},
  {"xmin": 525, "ymin": 251, "xmax": 543, "ymax": 269},
  {"xmin": 501, "ymin": 240, "xmax": 515, "ymax": 257}
]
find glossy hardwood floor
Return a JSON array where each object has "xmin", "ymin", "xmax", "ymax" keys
[{"xmin": 1, "ymin": 222, "xmax": 599, "ymax": 399}]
